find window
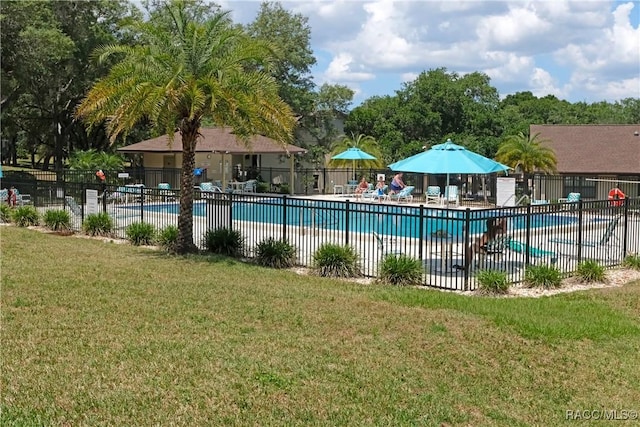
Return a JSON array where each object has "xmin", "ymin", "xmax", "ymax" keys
[{"xmin": 563, "ymin": 176, "xmax": 596, "ymax": 198}]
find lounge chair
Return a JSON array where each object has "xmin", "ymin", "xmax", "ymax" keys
[
  {"xmin": 65, "ymin": 196, "xmax": 82, "ymax": 216},
  {"xmin": 549, "ymin": 215, "xmax": 621, "ymax": 261},
  {"xmin": 425, "ymin": 186, "xmax": 442, "ymax": 205},
  {"xmin": 243, "ymin": 179, "xmax": 257, "ymax": 193},
  {"xmin": 13, "ymin": 188, "xmax": 32, "ymax": 206},
  {"xmin": 199, "ymin": 182, "xmax": 223, "ymax": 197},
  {"xmin": 444, "ymin": 185, "xmax": 459, "ymax": 206},
  {"xmin": 385, "ymin": 185, "xmax": 415, "ymax": 203},
  {"xmin": 373, "ymin": 231, "xmax": 402, "ymax": 256},
  {"xmin": 558, "ymin": 192, "xmax": 581, "ymax": 204},
  {"xmin": 158, "ymin": 183, "xmax": 177, "ymax": 201},
  {"xmin": 509, "ymin": 240, "xmax": 557, "ymax": 265}
]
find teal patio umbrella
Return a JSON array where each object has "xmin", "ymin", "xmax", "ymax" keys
[
  {"xmin": 331, "ymin": 147, "xmax": 377, "ymax": 180},
  {"xmin": 388, "ymin": 139, "xmax": 510, "ymax": 205}
]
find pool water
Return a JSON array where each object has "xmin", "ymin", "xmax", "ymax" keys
[{"xmin": 121, "ymin": 199, "xmax": 590, "ymax": 239}]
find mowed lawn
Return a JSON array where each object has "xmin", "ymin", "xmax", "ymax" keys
[{"xmin": 2, "ymin": 226, "xmax": 640, "ymax": 426}]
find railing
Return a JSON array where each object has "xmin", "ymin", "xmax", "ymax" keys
[{"xmin": 10, "ymin": 178, "xmax": 639, "ymax": 291}]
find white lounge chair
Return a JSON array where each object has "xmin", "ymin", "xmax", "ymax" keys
[{"xmin": 444, "ymin": 185, "xmax": 459, "ymax": 206}]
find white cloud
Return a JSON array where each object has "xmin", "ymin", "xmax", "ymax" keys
[{"xmin": 323, "ymin": 52, "xmax": 376, "ymax": 82}]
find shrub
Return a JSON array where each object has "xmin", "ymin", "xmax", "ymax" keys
[
  {"xmin": 0, "ymin": 204, "xmax": 12, "ymax": 223},
  {"xmin": 576, "ymin": 259, "xmax": 606, "ymax": 283},
  {"xmin": 43, "ymin": 209, "xmax": 71, "ymax": 231},
  {"xmin": 525, "ymin": 264, "xmax": 563, "ymax": 289},
  {"xmin": 376, "ymin": 254, "xmax": 422, "ymax": 286},
  {"xmin": 256, "ymin": 182, "xmax": 270, "ymax": 193},
  {"xmin": 11, "ymin": 205, "xmax": 39, "ymax": 227},
  {"xmin": 203, "ymin": 227, "xmax": 244, "ymax": 257},
  {"xmin": 622, "ymin": 254, "xmax": 640, "ymax": 271},
  {"xmin": 158, "ymin": 225, "xmax": 179, "ymax": 252},
  {"xmin": 279, "ymin": 183, "xmax": 290, "ymax": 194},
  {"xmin": 312, "ymin": 243, "xmax": 361, "ymax": 278},
  {"xmin": 255, "ymin": 237, "xmax": 296, "ymax": 268},
  {"xmin": 125, "ymin": 222, "xmax": 156, "ymax": 246},
  {"xmin": 83, "ymin": 212, "xmax": 114, "ymax": 236},
  {"xmin": 476, "ymin": 269, "xmax": 510, "ymax": 295}
]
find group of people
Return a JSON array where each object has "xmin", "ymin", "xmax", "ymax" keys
[{"xmin": 353, "ymin": 172, "xmax": 407, "ymax": 201}]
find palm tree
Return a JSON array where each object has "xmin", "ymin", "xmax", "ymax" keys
[
  {"xmin": 76, "ymin": 1, "xmax": 295, "ymax": 254},
  {"xmin": 495, "ymin": 132, "xmax": 557, "ymax": 196},
  {"xmin": 328, "ymin": 133, "xmax": 384, "ymax": 179}
]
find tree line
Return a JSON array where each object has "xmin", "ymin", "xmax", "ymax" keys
[{"xmin": 2, "ymin": 0, "xmax": 638, "ymax": 171}]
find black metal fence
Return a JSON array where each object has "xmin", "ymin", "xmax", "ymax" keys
[{"xmin": 7, "ymin": 176, "xmax": 639, "ymax": 291}]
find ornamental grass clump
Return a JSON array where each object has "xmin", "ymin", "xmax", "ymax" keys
[
  {"xmin": 312, "ymin": 243, "xmax": 361, "ymax": 278},
  {"xmin": 203, "ymin": 227, "xmax": 244, "ymax": 257},
  {"xmin": 622, "ymin": 254, "xmax": 640, "ymax": 271},
  {"xmin": 476, "ymin": 269, "xmax": 510, "ymax": 295},
  {"xmin": 525, "ymin": 264, "xmax": 563, "ymax": 289},
  {"xmin": 43, "ymin": 209, "xmax": 72, "ymax": 232},
  {"xmin": 11, "ymin": 205, "xmax": 39, "ymax": 227},
  {"xmin": 125, "ymin": 222, "xmax": 157, "ymax": 246},
  {"xmin": 575, "ymin": 260, "xmax": 606, "ymax": 283},
  {"xmin": 158, "ymin": 225, "xmax": 179, "ymax": 253},
  {"xmin": 376, "ymin": 254, "xmax": 423, "ymax": 286},
  {"xmin": 82, "ymin": 212, "xmax": 114, "ymax": 237},
  {"xmin": 255, "ymin": 238, "xmax": 296, "ymax": 269}
]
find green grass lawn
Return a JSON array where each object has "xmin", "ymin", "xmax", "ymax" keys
[{"xmin": 2, "ymin": 226, "xmax": 639, "ymax": 426}]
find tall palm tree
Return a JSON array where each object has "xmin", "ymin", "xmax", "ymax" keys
[
  {"xmin": 328, "ymin": 133, "xmax": 384, "ymax": 177},
  {"xmin": 76, "ymin": 1, "xmax": 295, "ymax": 254},
  {"xmin": 495, "ymin": 132, "xmax": 557, "ymax": 196}
]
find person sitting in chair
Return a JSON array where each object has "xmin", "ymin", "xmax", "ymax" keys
[
  {"xmin": 354, "ymin": 176, "xmax": 369, "ymax": 197},
  {"xmin": 454, "ymin": 217, "xmax": 507, "ymax": 271},
  {"xmin": 389, "ymin": 173, "xmax": 405, "ymax": 194}
]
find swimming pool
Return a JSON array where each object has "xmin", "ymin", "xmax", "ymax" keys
[{"xmin": 119, "ymin": 198, "xmax": 592, "ymax": 238}]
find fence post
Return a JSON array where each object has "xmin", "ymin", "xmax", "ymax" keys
[
  {"xmin": 622, "ymin": 198, "xmax": 629, "ymax": 256},
  {"xmin": 463, "ymin": 208, "xmax": 471, "ymax": 291},
  {"xmin": 418, "ymin": 205, "xmax": 424, "ymax": 260},
  {"xmin": 140, "ymin": 187, "xmax": 144, "ymax": 223},
  {"xmin": 345, "ymin": 199, "xmax": 350, "ymax": 246},
  {"xmin": 282, "ymin": 195, "xmax": 287, "ymax": 242},
  {"xmin": 525, "ymin": 204, "xmax": 531, "ymax": 266},
  {"xmin": 576, "ymin": 199, "xmax": 583, "ymax": 262}
]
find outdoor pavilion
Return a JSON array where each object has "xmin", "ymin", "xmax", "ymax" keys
[{"xmin": 118, "ymin": 127, "xmax": 306, "ymax": 193}]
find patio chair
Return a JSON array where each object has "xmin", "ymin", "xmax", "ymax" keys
[
  {"xmin": 558, "ymin": 192, "xmax": 581, "ymax": 204},
  {"xmin": 443, "ymin": 185, "xmax": 459, "ymax": 206},
  {"xmin": 385, "ymin": 186, "xmax": 415, "ymax": 203},
  {"xmin": 13, "ymin": 188, "xmax": 32, "ymax": 206},
  {"xmin": 199, "ymin": 182, "xmax": 223, "ymax": 197},
  {"xmin": 158, "ymin": 183, "xmax": 177, "ymax": 201},
  {"xmin": 549, "ymin": 215, "xmax": 622, "ymax": 261},
  {"xmin": 243, "ymin": 179, "xmax": 257, "ymax": 193},
  {"xmin": 425, "ymin": 186, "xmax": 442, "ymax": 205},
  {"xmin": 64, "ymin": 196, "xmax": 82, "ymax": 216}
]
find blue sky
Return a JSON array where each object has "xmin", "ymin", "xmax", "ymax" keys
[{"xmin": 220, "ymin": 1, "xmax": 640, "ymax": 107}]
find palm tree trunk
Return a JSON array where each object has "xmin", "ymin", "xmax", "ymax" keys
[{"xmin": 176, "ymin": 121, "xmax": 200, "ymax": 254}]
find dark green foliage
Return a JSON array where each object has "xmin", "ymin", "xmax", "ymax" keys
[
  {"xmin": 256, "ymin": 182, "xmax": 270, "ymax": 193},
  {"xmin": 525, "ymin": 264, "xmax": 563, "ymax": 289},
  {"xmin": 43, "ymin": 209, "xmax": 71, "ymax": 231},
  {"xmin": 82, "ymin": 212, "xmax": 114, "ymax": 237},
  {"xmin": 476, "ymin": 269, "xmax": 510, "ymax": 295},
  {"xmin": 125, "ymin": 222, "xmax": 156, "ymax": 246},
  {"xmin": 203, "ymin": 227, "xmax": 244, "ymax": 257},
  {"xmin": 11, "ymin": 205, "xmax": 39, "ymax": 227},
  {"xmin": 576, "ymin": 260, "xmax": 606, "ymax": 283},
  {"xmin": 279, "ymin": 184, "xmax": 290, "ymax": 194},
  {"xmin": 255, "ymin": 238, "xmax": 296, "ymax": 269},
  {"xmin": 0, "ymin": 204, "xmax": 12, "ymax": 223},
  {"xmin": 622, "ymin": 254, "xmax": 640, "ymax": 271},
  {"xmin": 312, "ymin": 243, "xmax": 361, "ymax": 278},
  {"xmin": 376, "ymin": 254, "xmax": 423, "ymax": 286},
  {"xmin": 158, "ymin": 225, "xmax": 179, "ymax": 253}
]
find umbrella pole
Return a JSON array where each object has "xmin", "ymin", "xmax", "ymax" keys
[{"xmin": 446, "ymin": 174, "xmax": 450, "ymax": 208}]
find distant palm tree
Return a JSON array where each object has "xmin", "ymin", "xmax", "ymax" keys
[
  {"xmin": 76, "ymin": 1, "xmax": 295, "ymax": 253},
  {"xmin": 328, "ymin": 133, "xmax": 384, "ymax": 173},
  {"xmin": 496, "ymin": 132, "xmax": 557, "ymax": 196}
]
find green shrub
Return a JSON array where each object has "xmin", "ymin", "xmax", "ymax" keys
[
  {"xmin": 525, "ymin": 264, "xmax": 563, "ymax": 289},
  {"xmin": 125, "ymin": 222, "xmax": 156, "ymax": 246},
  {"xmin": 312, "ymin": 243, "xmax": 361, "ymax": 278},
  {"xmin": 11, "ymin": 205, "xmax": 39, "ymax": 227},
  {"xmin": 0, "ymin": 204, "xmax": 12, "ymax": 223},
  {"xmin": 279, "ymin": 183, "xmax": 290, "ymax": 194},
  {"xmin": 158, "ymin": 225, "xmax": 179, "ymax": 252},
  {"xmin": 255, "ymin": 237, "xmax": 296, "ymax": 268},
  {"xmin": 43, "ymin": 209, "xmax": 71, "ymax": 231},
  {"xmin": 377, "ymin": 254, "xmax": 423, "ymax": 286},
  {"xmin": 203, "ymin": 227, "xmax": 244, "ymax": 257},
  {"xmin": 476, "ymin": 269, "xmax": 510, "ymax": 295},
  {"xmin": 256, "ymin": 182, "xmax": 270, "ymax": 193},
  {"xmin": 82, "ymin": 212, "xmax": 114, "ymax": 236},
  {"xmin": 576, "ymin": 259, "xmax": 606, "ymax": 283},
  {"xmin": 622, "ymin": 254, "xmax": 640, "ymax": 270}
]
